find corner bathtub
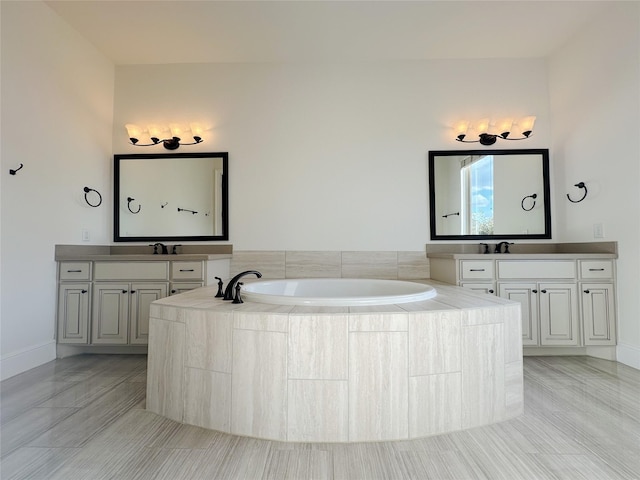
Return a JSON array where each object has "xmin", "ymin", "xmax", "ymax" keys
[
  {"xmin": 241, "ymin": 278, "xmax": 437, "ymax": 306},
  {"xmin": 147, "ymin": 280, "xmax": 524, "ymax": 443}
]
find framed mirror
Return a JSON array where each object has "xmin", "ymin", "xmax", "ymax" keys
[
  {"xmin": 428, "ymin": 149, "xmax": 551, "ymax": 240},
  {"xmin": 114, "ymin": 152, "xmax": 228, "ymax": 242}
]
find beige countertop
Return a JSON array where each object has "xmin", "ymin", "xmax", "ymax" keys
[
  {"xmin": 54, "ymin": 244, "xmax": 233, "ymax": 262},
  {"xmin": 55, "ymin": 253, "xmax": 232, "ymax": 262},
  {"xmin": 427, "ymin": 253, "xmax": 618, "ymax": 260}
]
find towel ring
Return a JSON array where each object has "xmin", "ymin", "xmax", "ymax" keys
[
  {"xmin": 127, "ymin": 197, "xmax": 141, "ymax": 214},
  {"xmin": 83, "ymin": 187, "xmax": 103, "ymax": 207},
  {"xmin": 567, "ymin": 182, "xmax": 587, "ymax": 203},
  {"xmin": 521, "ymin": 193, "xmax": 537, "ymax": 211}
]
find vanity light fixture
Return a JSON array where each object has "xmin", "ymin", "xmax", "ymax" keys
[
  {"xmin": 454, "ymin": 116, "xmax": 536, "ymax": 146},
  {"xmin": 125, "ymin": 123, "xmax": 204, "ymax": 150}
]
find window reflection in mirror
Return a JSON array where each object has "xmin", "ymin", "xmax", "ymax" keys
[
  {"xmin": 429, "ymin": 149, "xmax": 551, "ymax": 240},
  {"xmin": 461, "ymin": 154, "xmax": 494, "ymax": 235}
]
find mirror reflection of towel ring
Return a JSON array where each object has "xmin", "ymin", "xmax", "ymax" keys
[
  {"xmin": 521, "ymin": 193, "xmax": 537, "ymax": 211},
  {"xmin": 83, "ymin": 187, "xmax": 102, "ymax": 207},
  {"xmin": 127, "ymin": 196, "xmax": 141, "ymax": 214},
  {"xmin": 567, "ymin": 182, "xmax": 588, "ymax": 203},
  {"xmin": 9, "ymin": 163, "xmax": 24, "ymax": 175}
]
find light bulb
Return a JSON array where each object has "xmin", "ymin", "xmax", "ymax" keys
[
  {"xmin": 453, "ymin": 121, "xmax": 469, "ymax": 139},
  {"xmin": 496, "ymin": 118, "xmax": 513, "ymax": 137},
  {"xmin": 125, "ymin": 124, "xmax": 142, "ymax": 140},
  {"xmin": 169, "ymin": 123, "xmax": 183, "ymax": 138},
  {"xmin": 474, "ymin": 118, "xmax": 491, "ymax": 135},
  {"xmin": 518, "ymin": 116, "xmax": 536, "ymax": 136}
]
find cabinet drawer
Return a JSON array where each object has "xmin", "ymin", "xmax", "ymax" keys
[
  {"xmin": 171, "ymin": 261, "xmax": 203, "ymax": 281},
  {"xmin": 460, "ymin": 260, "xmax": 494, "ymax": 280},
  {"xmin": 579, "ymin": 260, "xmax": 613, "ymax": 279},
  {"xmin": 170, "ymin": 282, "xmax": 204, "ymax": 295},
  {"xmin": 497, "ymin": 260, "xmax": 575, "ymax": 279},
  {"xmin": 59, "ymin": 262, "xmax": 91, "ymax": 281},
  {"xmin": 460, "ymin": 282, "xmax": 496, "ymax": 295},
  {"xmin": 94, "ymin": 262, "xmax": 168, "ymax": 281}
]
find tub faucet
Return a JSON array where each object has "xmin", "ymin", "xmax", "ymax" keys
[{"xmin": 223, "ymin": 270, "xmax": 262, "ymax": 300}]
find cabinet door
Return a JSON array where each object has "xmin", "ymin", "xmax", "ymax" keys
[
  {"xmin": 499, "ymin": 282, "xmax": 538, "ymax": 346},
  {"xmin": 538, "ymin": 283, "xmax": 579, "ymax": 346},
  {"xmin": 130, "ymin": 283, "xmax": 168, "ymax": 345},
  {"xmin": 581, "ymin": 283, "xmax": 616, "ymax": 345},
  {"xmin": 58, "ymin": 283, "xmax": 90, "ymax": 344},
  {"xmin": 92, "ymin": 283, "xmax": 130, "ymax": 344}
]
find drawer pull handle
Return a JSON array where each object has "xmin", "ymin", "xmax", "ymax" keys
[
  {"xmin": 533, "ymin": 289, "xmax": 538, "ymax": 293},
  {"xmin": 179, "ymin": 269, "xmax": 195, "ymax": 272},
  {"xmin": 584, "ymin": 289, "xmax": 590, "ymax": 294},
  {"xmin": 81, "ymin": 289, "xmax": 87, "ymax": 294},
  {"xmin": 171, "ymin": 289, "xmax": 177, "ymax": 294},
  {"xmin": 67, "ymin": 269, "xmax": 82, "ymax": 273},
  {"xmin": 130, "ymin": 290, "xmax": 136, "ymax": 294},
  {"xmin": 588, "ymin": 268, "xmax": 605, "ymax": 271},
  {"xmin": 489, "ymin": 289, "xmax": 494, "ymax": 294},
  {"xmin": 122, "ymin": 290, "xmax": 128, "ymax": 294},
  {"xmin": 469, "ymin": 268, "xmax": 485, "ymax": 272},
  {"xmin": 541, "ymin": 289, "xmax": 547, "ymax": 293}
]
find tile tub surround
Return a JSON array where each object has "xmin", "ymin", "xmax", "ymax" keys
[
  {"xmin": 146, "ymin": 283, "xmax": 523, "ymax": 442},
  {"xmin": 230, "ymin": 250, "xmax": 431, "ymax": 280}
]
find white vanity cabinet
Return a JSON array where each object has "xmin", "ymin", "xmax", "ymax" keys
[
  {"xmin": 579, "ymin": 260, "xmax": 616, "ymax": 345},
  {"xmin": 92, "ymin": 262, "xmax": 169, "ymax": 345},
  {"xmin": 459, "ymin": 260, "xmax": 496, "ymax": 294},
  {"xmin": 169, "ymin": 261, "xmax": 204, "ymax": 295},
  {"xmin": 428, "ymin": 253, "xmax": 617, "ymax": 352},
  {"xmin": 497, "ymin": 260, "xmax": 579, "ymax": 347},
  {"xmin": 499, "ymin": 282, "xmax": 579, "ymax": 346},
  {"xmin": 92, "ymin": 282, "xmax": 168, "ymax": 345},
  {"xmin": 56, "ymin": 257, "xmax": 219, "ymax": 349},
  {"xmin": 57, "ymin": 262, "xmax": 92, "ymax": 344}
]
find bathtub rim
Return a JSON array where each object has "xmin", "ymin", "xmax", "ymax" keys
[{"xmin": 240, "ymin": 278, "xmax": 437, "ymax": 306}]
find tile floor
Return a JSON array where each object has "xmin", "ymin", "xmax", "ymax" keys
[{"xmin": 1, "ymin": 354, "xmax": 639, "ymax": 479}]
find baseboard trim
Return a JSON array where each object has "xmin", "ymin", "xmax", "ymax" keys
[
  {"xmin": 56, "ymin": 344, "xmax": 148, "ymax": 358},
  {"xmin": 616, "ymin": 343, "xmax": 640, "ymax": 370},
  {"xmin": 523, "ymin": 346, "xmax": 616, "ymax": 359},
  {"xmin": 0, "ymin": 340, "xmax": 57, "ymax": 381}
]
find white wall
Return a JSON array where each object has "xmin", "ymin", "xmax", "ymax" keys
[
  {"xmin": 113, "ymin": 60, "xmax": 551, "ymax": 251},
  {"xmin": 119, "ymin": 157, "xmax": 222, "ymax": 237},
  {"xmin": 548, "ymin": 2, "xmax": 640, "ymax": 368},
  {"xmin": 493, "ymin": 155, "xmax": 545, "ymax": 235},
  {"xmin": 4, "ymin": 1, "xmax": 636, "ymax": 378},
  {"xmin": 433, "ymin": 156, "xmax": 462, "ymax": 236},
  {"xmin": 0, "ymin": 1, "xmax": 114, "ymax": 379}
]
